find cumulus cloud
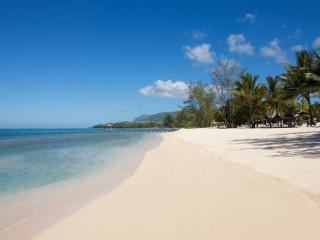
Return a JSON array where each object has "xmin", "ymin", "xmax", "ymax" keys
[
  {"xmin": 139, "ymin": 80, "xmax": 188, "ymax": 99},
  {"xmin": 313, "ymin": 36, "xmax": 320, "ymax": 48},
  {"xmin": 239, "ymin": 13, "xmax": 257, "ymax": 23},
  {"xmin": 291, "ymin": 44, "xmax": 304, "ymax": 52},
  {"xmin": 245, "ymin": 13, "xmax": 256, "ymax": 22},
  {"xmin": 260, "ymin": 39, "xmax": 287, "ymax": 63},
  {"xmin": 191, "ymin": 29, "xmax": 208, "ymax": 39},
  {"xmin": 227, "ymin": 34, "xmax": 254, "ymax": 55},
  {"xmin": 183, "ymin": 44, "xmax": 215, "ymax": 64}
]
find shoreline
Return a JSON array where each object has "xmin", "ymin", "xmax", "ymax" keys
[
  {"xmin": 3, "ymin": 128, "xmax": 320, "ymax": 239},
  {"xmin": 32, "ymin": 128, "xmax": 320, "ymax": 240},
  {"xmin": 0, "ymin": 134, "xmax": 163, "ymax": 240}
]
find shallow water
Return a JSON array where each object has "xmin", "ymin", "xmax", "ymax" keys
[{"xmin": 0, "ymin": 129, "xmax": 162, "ymax": 232}]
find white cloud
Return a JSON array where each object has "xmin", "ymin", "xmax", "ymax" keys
[
  {"xmin": 239, "ymin": 13, "xmax": 257, "ymax": 23},
  {"xmin": 191, "ymin": 30, "xmax": 208, "ymax": 39},
  {"xmin": 245, "ymin": 13, "xmax": 256, "ymax": 22},
  {"xmin": 313, "ymin": 36, "xmax": 320, "ymax": 48},
  {"xmin": 183, "ymin": 44, "xmax": 215, "ymax": 64},
  {"xmin": 139, "ymin": 80, "xmax": 188, "ymax": 99},
  {"xmin": 227, "ymin": 34, "xmax": 254, "ymax": 55},
  {"xmin": 291, "ymin": 44, "xmax": 304, "ymax": 52},
  {"xmin": 260, "ymin": 39, "xmax": 287, "ymax": 63}
]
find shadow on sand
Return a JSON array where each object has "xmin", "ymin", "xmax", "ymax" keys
[{"xmin": 231, "ymin": 131, "xmax": 320, "ymax": 159}]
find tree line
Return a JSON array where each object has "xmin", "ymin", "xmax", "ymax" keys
[{"xmin": 165, "ymin": 49, "xmax": 320, "ymax": 128}]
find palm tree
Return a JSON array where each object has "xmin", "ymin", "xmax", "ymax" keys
[
  {"xmin": 233, "ymin": 73, "xmax": 266, "ymax": 128},
  {"xmin": 313, "ymin": 102, "xmax": 320, "ymax": 122},
  {"xmin": 280, "ymin": 50, "xmax": 320, "ymax": 125},
  {"xmin": 306, "ymin": 49, "xmax": 320, "ymax": 82},
  {"xmin": 282, "ymin": 102, "xmax": 300, "ymax": 117},
  {"xmin": 297, "ymin": 99, "xmax": 308, "ymax": 112},
  {"xmin": 264, "ymin": 75, "xmax": 283, "ymax": 116}
]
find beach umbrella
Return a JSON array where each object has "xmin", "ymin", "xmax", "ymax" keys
[
  {"xmin": 271, "ymin": 114, "xmax": 283, "ymax": 127},
  {"xmin": 282, "ymin": 115, "xmax": 294, "ymax": 120},
  {"xmin": 298, "ymin": 111, "xmax": 308, "ymax": 117},
  {"xmin": 272, "ymin": 114, "xmax": 283, "ymax": 121},
  {"xmin": 294, "ymin": 111, "xmax": 309, "ymax": 125},
  {"xmin": 262, "ymin": 115, "xmax": 272, "ymax": 127},
  {"xmin": 106, "ymin": 123, "xmax": 114, "ymax": 131},
  {"xmin": 282, "ymin": 115, "xmax": 295, "ymax": 125},
  {"xmin": 262, "ymin": 115, "xmax": 271, "ymax": 121}
]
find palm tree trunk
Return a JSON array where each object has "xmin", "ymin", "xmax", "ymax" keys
[
  {"xmin": 248, "ymin": 103, "xmax": 255, "ymax": 128},
  {"xmin": 305, "ymin": 94, "xmax": 314, "ymax": 125}
]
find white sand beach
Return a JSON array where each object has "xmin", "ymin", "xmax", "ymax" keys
[{"xmin": 5, "ymin": 128, "xmax": 320, "ymax": 240}]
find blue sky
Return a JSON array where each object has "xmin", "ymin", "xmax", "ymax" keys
[{"xmin": 1, "ymin": 0, "xmax": 320, "ymax": 128}]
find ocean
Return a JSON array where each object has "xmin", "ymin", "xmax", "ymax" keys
[{"xmin": 0, "ymin": 129, "xmax": 162, "ymax": 232}]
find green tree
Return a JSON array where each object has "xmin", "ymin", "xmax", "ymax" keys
[
  {"xmin": 182, "ymin": 80, "xmax": 216, "ymax": 128},
  {"xmin": 174, "ymin": 108, "xmax": 195, "ymax": 128},
  {"xmin": 210, "ymin": 59, "xmax": 246, "ymax": 128},
  {"xmin": 233, "ymin": 73, "xmax": 266, "ymax": 128},
  {"xmin": 282, "ymin": 102, "xmax": 300, "ymax": 117},
  {"xmin": 312, "ymin": 102, "xmax": 320, "ymax": 121},
  {"xmin": 280, "ymin": 50, "xmax": 320, "ymax": 124},
  {"xmin": 297, "ymin": 99, "xmax": 308, "ymax": 112},
  {"xmin": 264, "ymin": 75, "xmax": 283, "ymax": 116},
  {"xmin": 163, "ymin": 114, "xmax": 175, "ymax": 128}
]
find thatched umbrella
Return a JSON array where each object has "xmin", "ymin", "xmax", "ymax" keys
[
  {"xmin": 262, "ymin": 116, "xmax": 272, "ymax": 128},
  {"xmin": 282, "ymin": 115, "xmax": 295, "ymax": 126},
  {"xmin": 106, "ymin": 123, "xmax": 114, "ymax": 129},
  {"xmin": 272, "ymin": 114, "xmax": 283, "ymax": 127},
  {"xmin": 294, "ymin": 111, "xmax": 308, "ymax": 126},
  {"xmin": 298, "ymin": 111, "xmax": 308, "ymax": 117}
]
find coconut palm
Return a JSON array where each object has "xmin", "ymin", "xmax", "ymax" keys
[
  {"xmin": 264, "ymin": 75, "xmax": 283, "ymax": 116},
  {"xmin": 282, "ymin": 102, "xmax": 300, "ymax": 117},
  {"xmin": 280, "ymin": 50, "xmax": 320, "ymax": 125},
  {"xmin": 233, "ymin": 73, "xmax": 266, "ymax": 128},
  {"xmin": 313, "ymin": 102, "xmax": 320, "ymax": 122},
  {"xmin": 297, "ymin": 99, "xmax": 308, "ymax": 112},
  {"xmin": 306, "ymin": 49, "xmax": 320, "ymax": 82}
]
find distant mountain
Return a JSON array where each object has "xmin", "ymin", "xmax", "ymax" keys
[
  {"xmin": 134, "ymin": 112, "xmax": 177, "ymax": 121},
  {"xmin": 134, "ymin": 114, "xmax": 150, "ymax": 121}
]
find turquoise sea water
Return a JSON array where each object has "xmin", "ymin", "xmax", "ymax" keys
[
  {"xmin": 0, "ymin": 128, "xmax": 163, "ymax": 232},
  {"xmin": 0, "ymin": 129, "xmax": 160, "ymax": 197}
]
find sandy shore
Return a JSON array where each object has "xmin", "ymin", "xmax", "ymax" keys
[{"xmin": 9, "ymin": 128, "xmax": 320, "ymax": 239}]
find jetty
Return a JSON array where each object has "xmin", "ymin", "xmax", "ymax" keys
[{"xmin": 107, "ymin": 128, "xmax": 178, "ymax": 133}]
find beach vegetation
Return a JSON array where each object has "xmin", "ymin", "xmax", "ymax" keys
[
  {"xmin": 163, "ymin": 114, "xmax": 175, "ymax": 128},
  {"xmin": 93, "ymin": 50, "xmax": 320, "ymax": 129},
  {"xmin": 180, "ymin": 80, "xmax": 216, "ymax": 128},
  {"xmin": 282, "ymin": 102, "xmax": 300, "ymax": 117},
  {"xmin": 92, "ymin": 121, "xmax": 164, "ymax": 128},
  {"xmin": 263, "ymin": 75, "xmax": 284, "ymax": 116},
  {"xmin": 210, "ymin": 59, "xmax": 246, "ymax": 128},
  {"xmin": 280, "ymin": 50, "xmax": 320, "ymax": 124},
  {"xmin": 233, "ymin": 73, "xmax": 266, "ymax": 128}
]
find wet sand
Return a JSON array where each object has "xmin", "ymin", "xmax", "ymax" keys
[{"xmin": 30, "ymin": 128, "xmax": 320, "ymax": 240}]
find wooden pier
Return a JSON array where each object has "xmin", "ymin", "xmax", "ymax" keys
[{"xmin": 107, "ymin": 129, "xmax": 178, "ymax": 133}]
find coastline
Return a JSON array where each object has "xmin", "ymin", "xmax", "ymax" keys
[
  {"xmin": 30, "ymin": 128, "xmax": 320, "ymax": 240},
  {"xmin": 0, "ymin": 133, "xmax": 163, "ymax": 240}
]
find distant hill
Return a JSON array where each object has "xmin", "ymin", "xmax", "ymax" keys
[
  {"xmin": 91, "ymin": 111, "xmax": 178, "ymax": 128},
  {"xmin": 134, "ymin": 114, "xmax": 150, "ymax": 121},
  {"xmin": 134, "ymin": 112, "xmax": 177, "ymax": 121}
]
